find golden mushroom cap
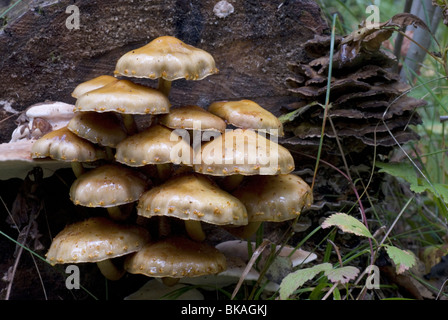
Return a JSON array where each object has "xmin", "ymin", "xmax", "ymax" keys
[
  {"xmin": 232, "ymin": 174, "xmax": 313, "ymax": 222},
  {"xmin": 159, "ymin": 105, "xmax": 226, "ymax": 133},
  {"xmin": 45, "ymin": 216, "xmax": 151, "ymax": 265},
  {"xmin": 74, "ymin": 80, "xmax": 170, "ymax": 115},
  {"xmin": 114, "ymin": 36, "xmax": 218, "ymax": 81},
  {"xmin": 208, "ymin": 100, "xmax": 284, "ymax": 136},
  {"xmin": 115, "ymin": 124, "xmax": 193, "ymax": 167},
  {"xmin": 124, "ymin": 236, "xmax": 227, "ymax": 278},
  {"xmin": 194, "ymin": 129, "xmax": 295, "ymax": 176},
  {"xmin": 70, "ymin": 164, "xmax": 148, "ymax": 208},
  {"xmin": 30, "ymin": 126, "xmax": 106, "ymax": 162},
  {"xmin": 137, "ymin": 173, "xmax": 248, "ymax": 226},
  {"xmin": 71, "ymin": 75, "xmax": 119, "ymax": 99},
  {"xmin": 67, "ymin": 111, "xmax": 127, "ymax": 148}
]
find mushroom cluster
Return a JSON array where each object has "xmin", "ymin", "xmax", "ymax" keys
[{"xmin": 29, "ymin": 36, "xmax": 313, "ymax": 291}]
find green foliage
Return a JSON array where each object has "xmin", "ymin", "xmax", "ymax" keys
[{"xmin": 321, "ymin": 213, "xmax": 373, "ymax": 238}]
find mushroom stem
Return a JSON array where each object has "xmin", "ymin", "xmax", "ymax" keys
[
  {"xmin": 156, "ymin": 163, "xmax": 172, "ymax": 181},
  {"xmin": 106, "ymin": 205, "xmax": 132, "ymax": 221},
  {"xmin": 184, "ymin": 220, "xmax": 206, "ymax": 242},
  {"xmin": 220, "ymin": 174, "xmax": 244, "ymax": 191},
  {"xmin": 225, "ymin": 221, "xmax": 263, "ymax": 239},
  {"xmin": 162, "ymin": 277, "xmax": 180, "ymax": 286},
  {"xmin": 71, "ymin": 162, "xmax": 84, "ymax": 178},
  {"xmin": 105, "ymin": 146, "xmax": 115, "ymax": 161},
  {"xmin": 96, "ymin": 259, "xmax": 126, "ymax": 281},
  {"xmin": 122, "ymin": 114, "xmax": 137, "ymax": 135},
  {"xmin": 158, "ymin": 78, "xmax": 172, "ymax": 97}
]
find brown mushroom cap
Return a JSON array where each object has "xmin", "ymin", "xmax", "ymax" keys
[
  {"xmin": 232, "ymin": 174, "xmax": 313, "ymax": 222},
  {"xmin": 115, "ymin": 124, "xmax": 193, "ymax": 167},
  {"xmin": 74, "ymin": 79, "xmax": 170, "ymax": 115},
  {"xmin": 124, "ymin": 236, "xmax": 227, "ymax": 278},
  {"xmin": 208, "ymin": 100, "xmax": 284, "ymax": 136},
  {"xmin": 31, "ymin": 126, "xmax": 106, "ymax": 162},
  {"xmin": 194, "ymin": 129, "xmax": 295, "ymax": 176},
  {"xmin": 137, "ymin": 173, "xmax": 248, "ymax": 226},
  {"xmin": 67, "ymin": 111, "xmax": 127, "ymax": 148},
  {"xmin": 114, "ymin": 36, "xmax": 218, "ymax": 81},
  {"xmin": 159, "ymin": 105, "xmax": 226, "ymax": 132},
  {"xmin": 71, "ymin": 75, "xmax": 119, "ymax": 99},
  {"xmin": 45, "ymin": 216, "xmax": 151, "ymax": 265},
  {"xmin": 69, "ymin": 164, "xmax": 148, "ymax": 208}
]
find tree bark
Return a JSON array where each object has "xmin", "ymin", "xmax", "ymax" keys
[{"xmin": 0, "ymin": 0, "xmax": 328, "ymax": 143}]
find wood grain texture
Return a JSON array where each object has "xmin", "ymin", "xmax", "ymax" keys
[{"xmin": 0, "ymin": 0, "xmax": 328, "ymax": 143}]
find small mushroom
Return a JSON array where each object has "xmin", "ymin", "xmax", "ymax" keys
[
  {"xmin": 159, "ymin": 105, "xmax": 226, "ymax": 133},
  {"xmin": 194, "ymin": 128, "xmax": 295, "ymax": 190},
  {"xmin": 137, "ymin": 173, "xmax": 248, "ymax": 241},
  {"xmin": 67, "ymin": 111, "xmax": 127, "ymax": 156},
  {"xmin": 124, "ymin": 236, "xmax": 227, "ymax": 285},
  {"xmin": 46, "ymin": 216, "xmax": 151, "ymax": 280},
  {"xmin": 115, "ymin": 124, "xmax": 193, "ymax": 180},
  {"xmin": 30, "ymin": 126, "xmax": 106, "ymax": 177},
  {"xmin": 74, "ymin": 79, "xmax": 170, "ymax": 134},
  {"xmin": 69, "ymin": 164, "xmax": 148, "ymax": 220},
  {"xmin": 71, "ymin": 75, "xmax": 119, "ymax": 99},
  {"xmin": 229, "ymin": 174, "xmax": 313, "ymax": 238},
  {"xmin": 208, "ymin": 99, "xmax": 284, "ymax": 136},
  {"xmin": 114, "ymin": 36, "xmax": 218, "ymax": 96}
]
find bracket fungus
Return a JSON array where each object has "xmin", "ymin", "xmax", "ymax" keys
[
  {"xmin": 46, "ymin": 216, "xmax": 151, "ymax": 281},
  {"xmin": 11, "ymin": 101, "xmax": 75, "ymax": 143},
  {"xmin": 114, "ymin": 35, "xmax": 218, "ymax": 96},
  {"xmin": 30, "ymin": 126, "xmax": 106, "ymax": 177},
  {"xmin": 69, "ymin": 164, "xmax": 148, "ymax": 220},
  {"xmin": 137, "ymin": 173, "xmax": 248, "ymax": 242},
  {"xmin": 124, "ymin": 236, "xmax": 227, "ymax": 284},
  {"xmin": 208, "ymin": 99, "xmax": 284, "ymax": 137}
]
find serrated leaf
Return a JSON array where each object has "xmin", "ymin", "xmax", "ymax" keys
[
  {"xmin": 384, "ymin": 245, "xmax": 416, "ymax": 274},
  {"xmin": 325, "ymin": 266, "xmax": 360, "ymax": 284},
  {"xmin": 279, "ymin": 263, "xmax": 332, "ymax": 300},
  {"xmin": 321, "ymin": 213, "xmax": 373, "ymax": 238},
  {"xmin": 376, "ymin": 161, "xmax": 418, "ymax": 186}
]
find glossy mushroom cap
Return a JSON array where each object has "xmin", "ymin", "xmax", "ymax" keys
[
  {"xmin": 70, "ymin": 164, "xmax": 148, "ymax": 208},
  {"xmin": 68, "ymin": 112, "xmax": 127, "ymax": 148},
  {"xmin": 114, "ymin": 36, "xmax": 218, "ymax": 81},
  {"xmin": 194, "ymin": 129, "xmax": 295, "ymax": 176},
  {"xmin": 159, "ymin": 105, "xmax": 226, "ymax": 132},
  {"xmin": 31, "ymin": 126, "xmax": 106, "ymax": 162},
  {"xmin": 232, "ymin": 174, "xmax": 313, "ymax": 222},
  {"xmin": 115, "ymin": 124, "xmax": 193, "ymax": 167},
  {"xmin": 137, "ymin": 173, "xmax": 248, "ymax": 226},
  {"xmin": 71, "ymin": 75, "xmax": 119, "ymax": 99},
  {"xmin": 74, "ymin": 80, "xmax": 170, "ymax": 115},
  {"xmin": 208, "ymin": 100, "xmax": 284, "ymax": 136},
  {"xmin": 45, "ymin": 216, "xmax": 150, "ymax": 265},
  {"xmin": 124, "ymin": 236, "xmax": 227, "ymax": 278}
]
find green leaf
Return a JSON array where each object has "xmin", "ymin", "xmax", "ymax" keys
[
  {"xmin": 279, "ymin": 263, "xmax": 332, "ymax": 300},
  {"xmin": 376, "ymin": 161, "xmax": 418, "ymax": 186},
  {"xmin": 321, "ymin": 213, "xmax": 373, "ymax": 238},
  {"xmin": 278, "ymin": 101, "xmax": 318, "ymax": 124},
  {"xmin": 325, "ymin": 266, "xmax": 360, "ymax": 284},
  {"xmin": 376, "ymin": 162, "xmax": 448, "ymax": 205},
  {"xmin": 384, "ymin": 245, "xmax": 416, "ymax": 274}
]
